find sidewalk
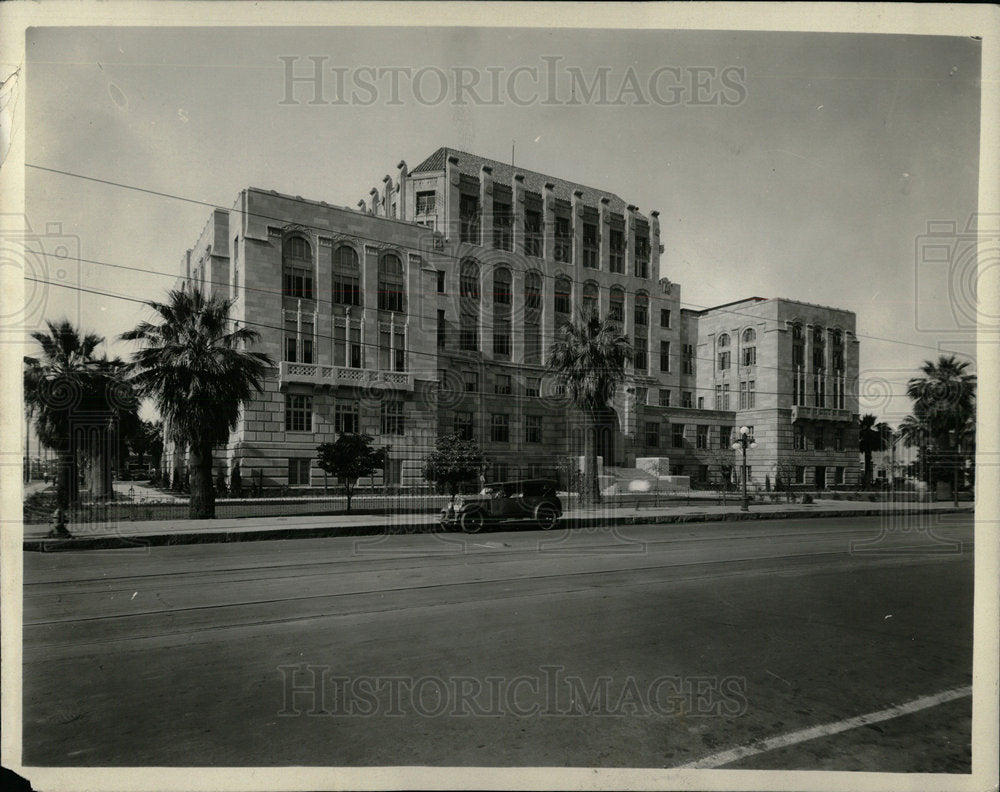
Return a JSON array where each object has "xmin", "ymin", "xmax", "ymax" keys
[{"xmin": 21, "ymin": 498, "xmax": 974, "ymax": 551}]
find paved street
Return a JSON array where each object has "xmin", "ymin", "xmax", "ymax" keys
[{"xmin": 22, "ymin": 514, "xmax": 973, "ymax": 770}]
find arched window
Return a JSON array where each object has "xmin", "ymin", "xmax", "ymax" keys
[
  {"xmin": 524, "ymin": 271, "xmax": 542, "ymax": 311},
  {"xmin": 609, "ymin": 286, "xmax": 625, "ymax": 322},
  {"xmin": 282, "ymin": 235, "xmax": 313, "ymax": 300},
  {"xmin": 718, "ymin": 333, "xmax": 730, "ymax": 348},
  {"xmin": 460, "ymin": 258, "xmax": 480, "ymax": 300},
  {"xmin": 741, "ymin": 327, "xmax": 756, "ymax": 367},
  {"xmin": 493, "ymin": 267, "xmax": 511, "ymax": 306},
  {"xmin": 634, "ymin": 292, "xmax": 649, "ymax": 326},
  {"xmin": 332, "ymin": 246, "xmax": 361, "ymax": 306},
  {"xmin": 582, "ymin": 281, "xmax": 599, "ymax": 316},
  {"xmin": 554, "ymin": 275, "xmax": 572, "ymax": 315},
  {"xmin": 377, "ymin": 253, "xmax": 404, "ymax": 312}
]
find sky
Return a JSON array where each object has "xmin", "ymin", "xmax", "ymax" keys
[{"xmin": 19, "ymin": 24, "xmax": 984, "ymax": 427}]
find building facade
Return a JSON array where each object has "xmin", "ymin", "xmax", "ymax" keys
[{"xmin": 167, "ymin": 147, "xmax": 861, "ymax": 492}]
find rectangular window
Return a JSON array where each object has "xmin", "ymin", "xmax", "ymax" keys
[
  {"xmin": 380, "ymin": 400, "xmax": 404, "ymax": 436},
  {"xmin": 495, "ymin": 374, "xmax": 512, "ymax": 395},
  {"xmin": 378, "ymin": 328, "xmax": 391, "ymax": 370},
  {"xmin": 720, "ymin": 425, "xmax": 732, "ymax": 449},
  {"xmin": 659, "ymin": 340, "xmax": 671, "ymax": 372},
  {"xmin": 525, "ymin": 377, "xmax": 540, "ymax": 397},
  {"xmin": 658, "ymin": 388, "xmax": 671, "ymax": 407},
  {"xmin": 333, "ymin": 272, "xmax": 361, "ymax": 306},
  {"xmin": 416, "ymin": 190, "xmax": 436, "ymax": 215},
  {"xmin": 554, "ymin": 285, "xmax": 571, "ymax": 315},
  {"xmin": 682, "ymin": 391, "xmax": 693, "ymax": 409},
  {"xmin": 696, "ymin": 425, "xmax": 709, "ymax": 449},
  {"xmin": 634, "ymin": 302, "xmax": 648, "ymax": 327},
  {"xmin": 525, "ymin": 415, "xmax": 542, "ymax": 444},
  {"xmin": 660, "ymin": 308, "xmax": 671, "ymax": 328},
  {"xmin": 814, "ymin": 375, "xmax": 826, "ymax": 407},
  {"xmin": 634, "ymin": 234, "xmax": 650, "ymax": 278},
  {"xmin": 634, "ymin": 338, "xmax": 647, "ymax": 372},
  {"xmin": 747, "ymin": 380, "xmax": 755, "ymax": 409},
  {"xmin": 672, "ymin": 424, "xmax": 685, "ymax": 448},
  {"xmin": 454, "ymin": 411, "xmax": 474, "ymax": 441},
  {"xmin": 288, "ymin": 459, "xmax": 311, "ymax": 487},
  {"xmin": 582, "ymin": 222, "xmax": 599, "ymax": 268},
  {"xmin": 645, "ymin": 422, "xmax": 660, "ymax": 448},
  {"xmin": 833, "ymin": 349, "xmax": 844, "ymax": 371},
  {"xmin": 524, "ymin": 323, "xmax": 541, "ymax": 365},
  {"xmin": 698, "ymin": 465, "xmax": 709, "ymax": 483},
  {"xmin": 491, "ymin": 413, "xmax": 510, "ymax": 443},
  {"xmin": 282, "ymin": 267, "xmax": 314, "ymax": 300},
  {"xmin": 463, "ymin": 371, "xmax": 479, "ymax": 392},
  {"xmin": 794, "ymin": 425, "xmax": 805, "ymax": 450},
  {"xmin": 815, "ymin": 427, "xmax": 825, "ymax": 450},
  {"xmin": 334, "ymin": 401, "xmax": 359, "ymax": 435},
  {"xmin": 682, "ymin": 344, "xmax": 695, "ymax": 375},
  {"xmin": 609, "ymin": 228, "xmax": 625, "ymax": 273},
  {"xmin": 284, "ymin": 395, "xmax": 312, "ymax": 432},
  {"xmin": 460, "ymin": 313, "xmax": 478, "ymax": 351},
  {"xmin": 714, "ymin": 385, "xmax": 722, "ymax": 409},
  {"xmin": 635, "ymin": 387, "xmax": 647, "ymax": 405},
  {"xmin": 493, "ymin": 318, "xmax": 512, "ymax": 357},
  {"xmin": 349, "ymin": 327, "xmax": 363, "ymax": 368},
  {"xmin": 718, "ymin": 350, "xmax": 730, "ymax": 371},
  {"xmin": 834, "ymin": 429, "xmax": 843, "ymax": 451},
  {"xmin": 795, "ymin": 466, "xmax": 806, "ymax": 485},
  {"xmin": 742, "ymin": 346, "xmax": 756, "ymax": 367},
  {"xmin": 493, "ymin": 200, "xmax": 512, "ymax": 251},
  {"xmin": 554, "ymin": 216, "xmax": 571, "ymax": 263},
  {"xmin": 739, "ymin": 381, "xmax": 748, "ymax": 410},
  {"xmin": 460, "ymin": 193, "xmax": 480, "ymax": 244},
  {"xmin": 436, "ymin": 270, "xmax": 446, "ymax": 293},
  {"xmin": 524, "ymin": 208, "xmax": 542, "ymax": 257},
  {"xmin": 836, "ymin": 466, "xmax": 845, "ymax": 485},
  {"xmin": 393, "ymin": 330, "xmax": 405, "ymax": 372},
  {"xmin": 697, "ymin": 396, "xmax": 704, "ymax": 409},
  {"xmin": 437, "ymin": 310, "xmax": 446, "ymax": 350}
]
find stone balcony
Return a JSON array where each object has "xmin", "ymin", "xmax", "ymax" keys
[
  {"xmin": 791, "ymin": 405, "xmax": 854, "ymax": 423},
  {"xmin": 278, "ymin": 361, "xmax": 414, "ymax": 392}
]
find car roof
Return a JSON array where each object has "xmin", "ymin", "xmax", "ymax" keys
[{"xmin": 487, "ymin": 479, "xmax": 558, "ymax": 488}]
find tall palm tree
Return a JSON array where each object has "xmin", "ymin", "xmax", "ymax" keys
[
  {"xmin": 906, "ymin": 355, "xmax": 976, "ymax": 448},
  {"xmin": 547, "ymin": 309, "xmax": 632, "ymax": 506},
  {"xmin": 858, "ymin": 413, "xmax": 892, "ymax": 488},
  {"xmin": 121, "ymin": 288, "xmax": 274, "ymax": 519},
  {"xmin": 24, "ymin": 320, "xmax": 133, "ymax": 521}
]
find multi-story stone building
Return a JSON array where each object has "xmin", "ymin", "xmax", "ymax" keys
[{"xmin": 167, "ymin": 147, "xmax": 861, "ymax": 492}]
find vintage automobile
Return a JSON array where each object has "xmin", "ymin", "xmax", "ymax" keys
[{"xmin": 440, "ymin": 478, "xmax": 563, "ymax": 532}]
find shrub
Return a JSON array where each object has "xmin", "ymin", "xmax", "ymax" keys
[{"xmin": 802, "ymin": 493, "xmax": 814, "ymax": 505}]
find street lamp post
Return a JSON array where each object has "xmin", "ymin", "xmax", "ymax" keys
[{"xmin": 731, "ymin": 425, "xmax": 757, "ymax": 512}]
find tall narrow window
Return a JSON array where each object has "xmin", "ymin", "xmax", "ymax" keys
[
  {"xmin": 660, "ymin": 308, "xmax": 671, "ymax": 328},
  {"xmin": 460, "ymin": 259, "xmax": 480, "ymax": 352},
  {"xmin": 717, "ymin": 333, "xmax": 730, "ymax": 371},
  {"xmin": 378, "ymin": 253, "xmax": 404, "ymax": 312},
  {"xmin": 741, "ymin": 328, "xmax": 757, "ymax": 367},
  {"xmin": 582, "ymin": 281, "xmax": 599, "ymax": 317},
  {"xmin": 609, "ymin": 228, "xmax": 625, "ymax": 273},
  {"xmin": 493, "ymin": 317, "xmax": 511, "ymax": 357},
  {"xmin": 282, "ymin": 236, "xmax": 313, "ymax": 300},
  {"xmin": 682, "ymin": 344, "xmax": 695, "ymax": 375},
  {"xmin": 634, "ymin": 336, "xmax": 647, "ymax": 372},
  {"xmin": 524, "ymin": 207, "xmax": 542, "ymax": 257},
  {"xmin": 634, "ymin": 232, "xmax": 650, "ymax": 278},
  {"xmin": 554, "ymin": 216, "xmax": 571, "ymax": 263},
  {"xmin": 609, "ymin": 286, "xmax": 625, "ymax": 323},
  {"xmin": 460, "ymin": 193, "xmax": 480, "ymax": 244},
  {"xmin": 437, "ymin": 310, "xmax": 446, "ymax": 350},
  {"xmin": 493, "ymin": 199, "xmax": 512, "ymax": 251},
  {"xmin": 634, "ymin": 293, "xmax": 649, "ymax": 327},
  {"xmin": 660, "ymin": 340, "xmax": 671, "ymax": 372},
  {"xmin": 393, "ymin": 329, "xmax": 405, "ymax": 372},
  {"xmin": 335, "ymin": 401, "xmax": 360, "ymax": 435},
  {"xmin": 582, "ymin": 222, "xmax": 599, "ymax": 268},
  {"xmin": 554, "ymin": 276, "xmax": 572, "ymax": 316},
  {"xmin": 493, "ymin": 267, "xmax": 511, "ymax": 306},
  {"xmin": 332, "ymin": 246, "xmax": 361, "ymax": 306}
]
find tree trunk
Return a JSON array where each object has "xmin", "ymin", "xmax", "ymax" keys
[
  {"xmin": 863, "ymin": 451, "xmax": 872, "ymax": 488},
  {"xmin": 583, "ymin": 407, "xmax": 601, "ymax": 507},
  {"xmin": 188, "ymin": 441, "xmax": 215, "ymax": 519}
]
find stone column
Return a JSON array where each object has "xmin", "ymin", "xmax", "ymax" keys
[
  {"xmin": 571, "ymin": 189, "xmax": 584, "ymax": 269},
  {"xmin": 626, "ymin": 204, "xmax": 638, "ymax": 278},
  {"xmin": 599, "ymin": 196, "xmax": 611, "ymax": 272},
  {"xmin": 543, "ymin": 182, "xmax": 556, "ymax": 263},
  {"xmin": 512, "ymin": 172, "xmax": 525, "ymax": 256}
]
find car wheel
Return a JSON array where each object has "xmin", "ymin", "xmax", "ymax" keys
[
  {"xmin": 461, "ymin": 510, "xmax": 484, "ymax": 534},
  {"xmin": 535, "ymin": 505, "xmax": 558, "ymax": 530}
]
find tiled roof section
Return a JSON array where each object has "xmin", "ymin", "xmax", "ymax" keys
[{"xmin": 410, "ymin": 147, "xmax": 639, "ymax": 218}]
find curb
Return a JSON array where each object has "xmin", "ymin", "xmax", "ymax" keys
[{"xmin": 22, "ymin": 506, "xmax": 974, "ymax": 553}]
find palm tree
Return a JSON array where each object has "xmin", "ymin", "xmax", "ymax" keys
[
  {"xmin": 24, "ymin": 320, "xmax": 134, "ymax": 522},
  {"xmin": 121, "ymin": 288, "xmax": 274, "ymax": 519},
  {"xmin": 858, "ymin": 413, "xmax": 892, "ymax": 488},
  {"xmin": 905, "ymin": 355, "xmax": 976, "ymax": 487},
  {"xmin": 906, "ymin": 355, "xmax": 976, "ymax": 447},
  {"xmin": 547, "ymin": 309, "xmax": 632, "ymax": 506}
]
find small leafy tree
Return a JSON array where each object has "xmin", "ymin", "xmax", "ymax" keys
[
  {"xmin": 423, "ymin": 433, "xmax": 486, "ymax": 507},
  {"xmin": 317, "ymin": 434, "xmax": 385, "ymax": 513}
]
